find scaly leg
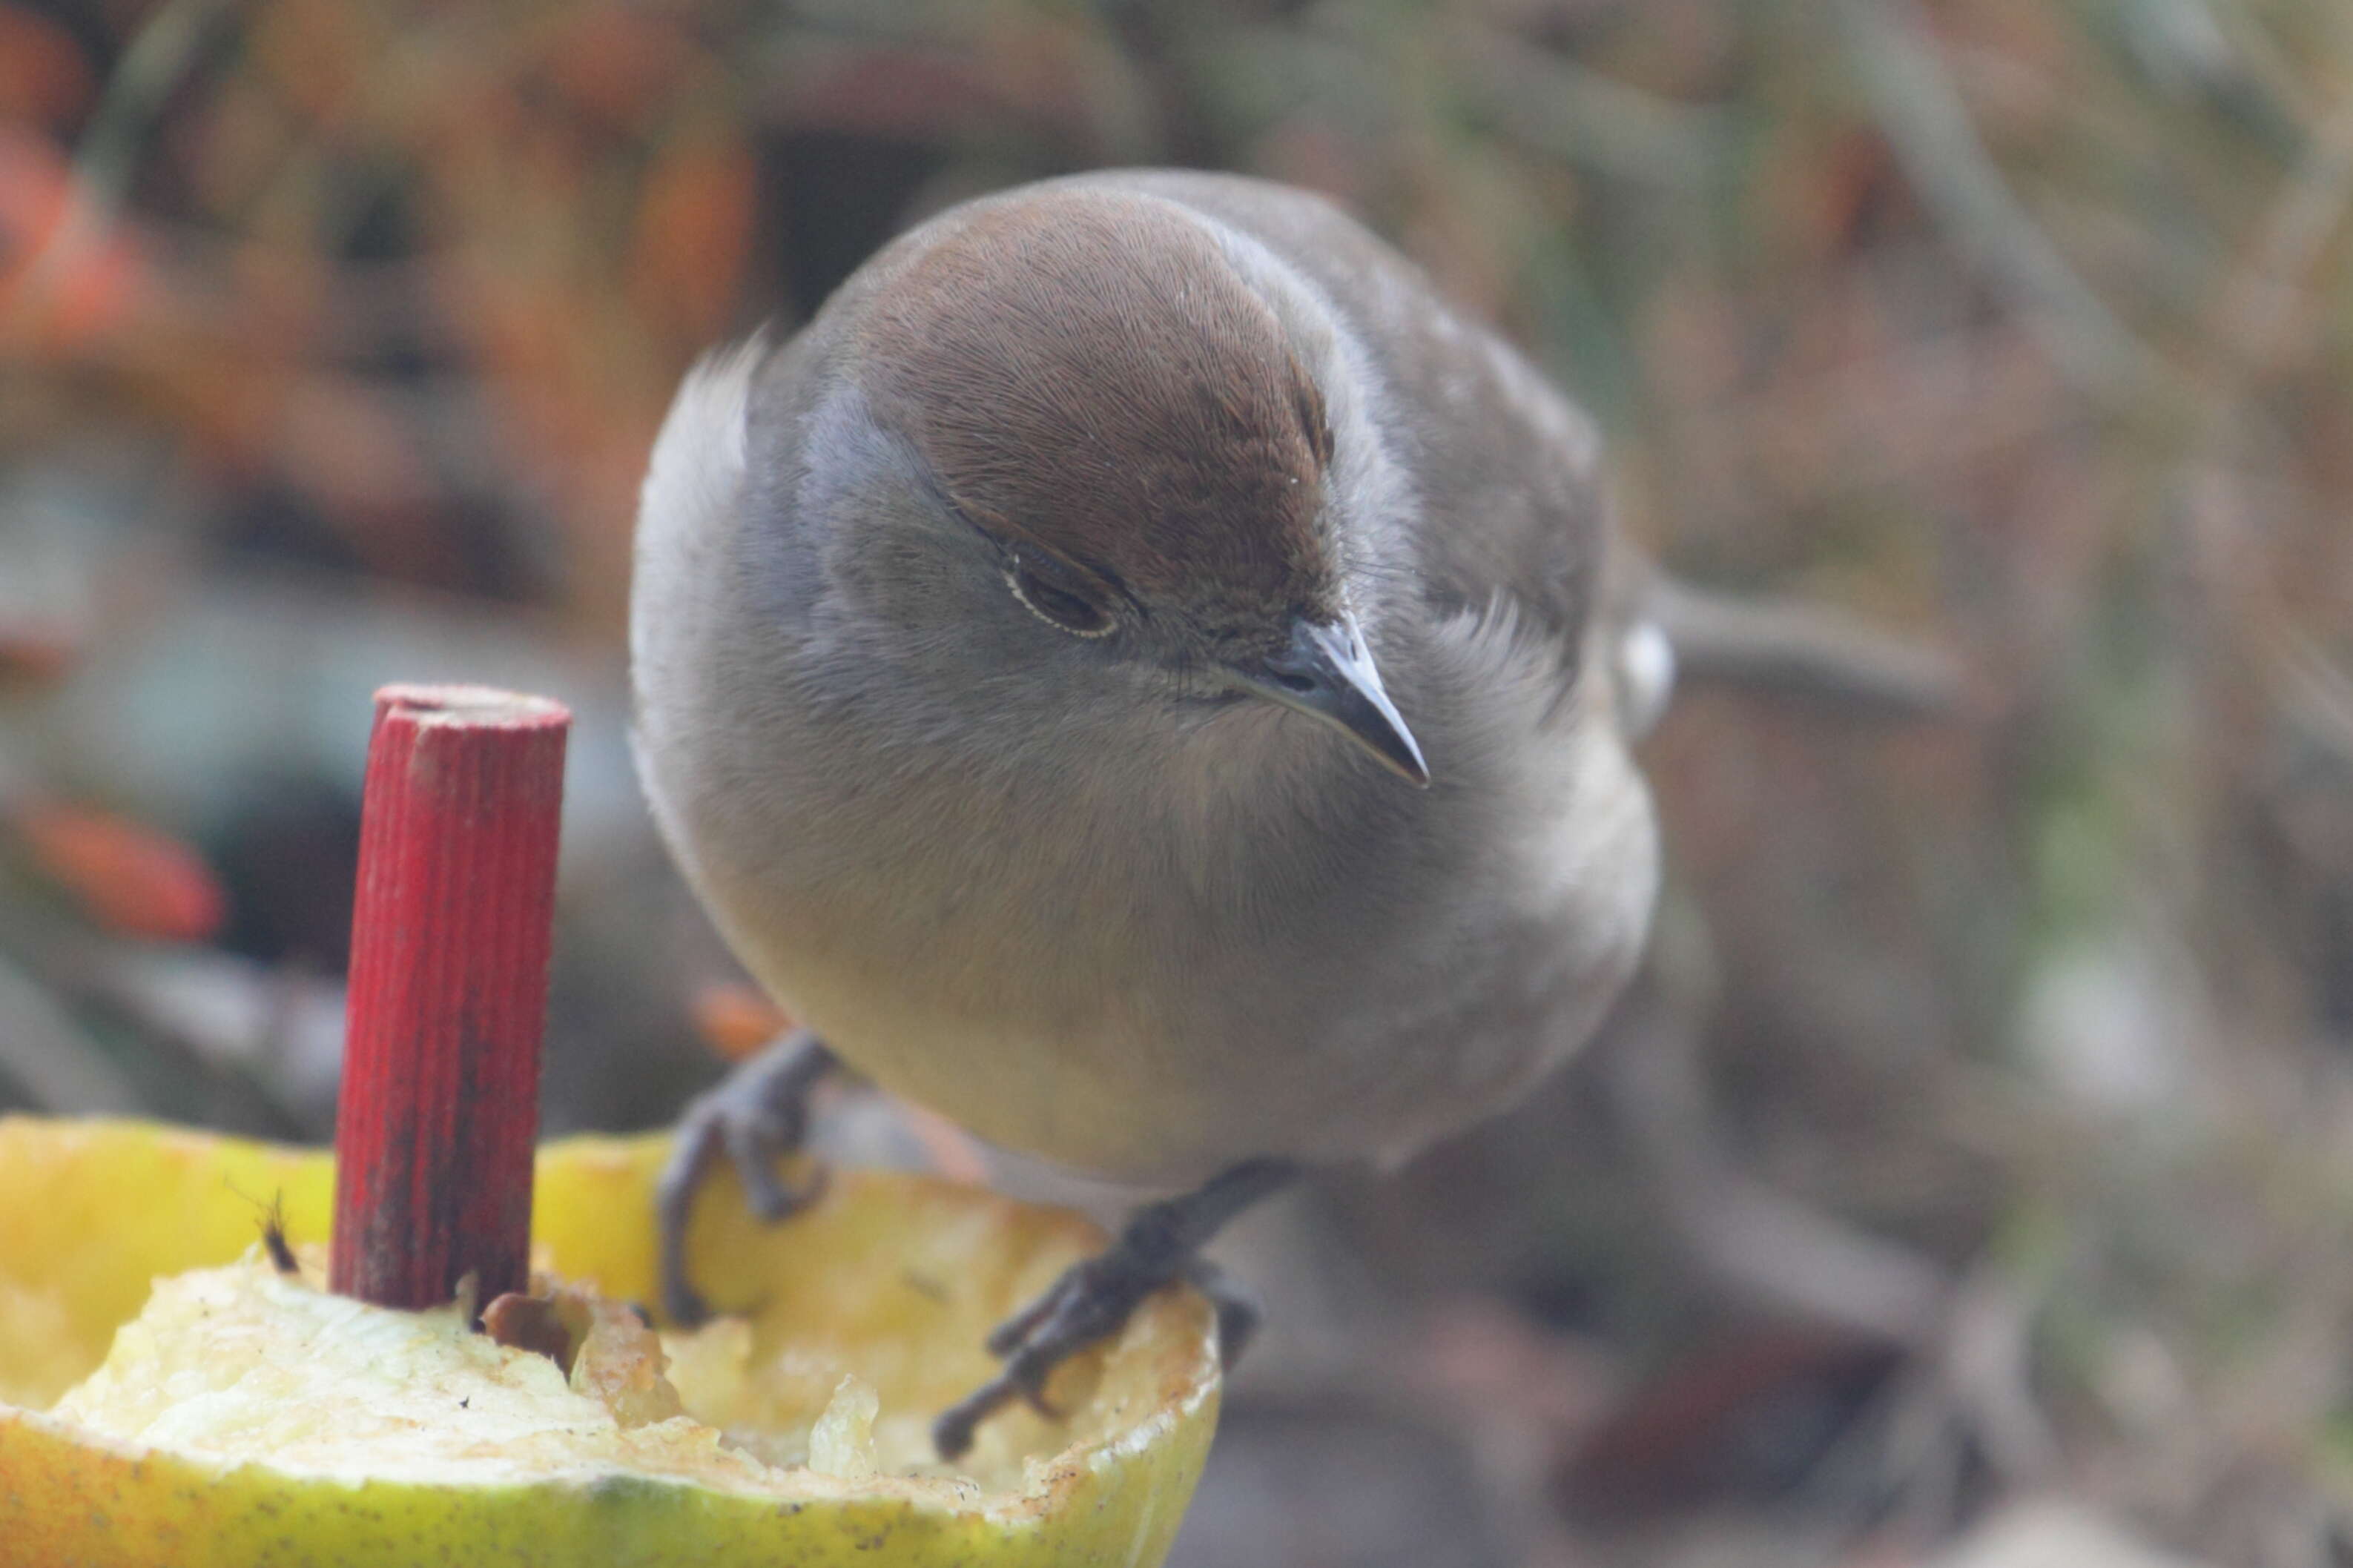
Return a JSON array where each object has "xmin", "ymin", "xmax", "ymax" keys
[
  {"xmin": 656, "ymin": 1027, "xmax": 836, "ymax": 1326},
  {"xmin": 933, "ymin": 1158, "xmax": 1297, "ymax": 1458}
]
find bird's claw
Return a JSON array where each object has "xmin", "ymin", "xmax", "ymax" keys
[
  {"xmin": 656, "ymin": 1028, "xmax": 835, "ymax": 1327},
  {"xmin": 722, "ymin": 1104, "xmax": 830, "ymax": 1223},
  {"xmin": 931, "ymin": 1159, "xmax": 1297, "ymax": 1459},
  {"xmin": 933, "ymin": 1251, "xmax": 1170, "ymax": 1460},
  {"xmin": 983, "ymin": 1280, "xmax": 1066, "ymax": 1358}
]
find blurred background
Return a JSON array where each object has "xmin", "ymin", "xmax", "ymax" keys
[{"xmin": 3, "ymin": 0, "xmax": 2350, "ymax": 1563}]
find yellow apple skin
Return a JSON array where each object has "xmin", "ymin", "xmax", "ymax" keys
[{"xmin": 0, "ymin": 1119, "xmax": 1219, "ymax": 1568}]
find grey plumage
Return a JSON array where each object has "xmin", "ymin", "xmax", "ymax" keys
[{"xmin": 630, "ymin": 171, "xmax": 1659, "ymax": 1188}]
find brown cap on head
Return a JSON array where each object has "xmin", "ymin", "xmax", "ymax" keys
[{"xmin": 857, "ymin": 188, "xmax": 1338, "ymax": 630}]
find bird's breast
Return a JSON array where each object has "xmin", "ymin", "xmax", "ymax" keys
[{"xmin": 647, "ymin": 618, "xmax": 1655, "ymax": 1185}]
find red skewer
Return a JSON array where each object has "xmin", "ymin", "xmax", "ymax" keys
[{"xmin": 330, "ymin": 684, "xmax": 570, "ymax": 1316}]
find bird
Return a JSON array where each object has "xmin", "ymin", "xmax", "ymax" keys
[{"xmin": 630, "ymin": 169, "xmax": 1667, "ymax": 1459}]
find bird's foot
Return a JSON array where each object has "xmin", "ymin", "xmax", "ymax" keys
[
  {"xmin": 656, "ymin": 1027, "xmax": 836, "ymax": 1326},
  {"xmin": 930, "ymin": 1239, "xmax": 1174, "ymax": 1461},
  {"xmin": 932, "ymin": 1158, "xmax": 1296, "ymax": 1459}
]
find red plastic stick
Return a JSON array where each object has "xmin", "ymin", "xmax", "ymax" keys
[{"xmin": 331, "ymin": 684, "xmax": 570, "ymax": 1315}]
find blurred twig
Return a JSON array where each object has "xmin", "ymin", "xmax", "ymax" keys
[
  {"xmin": 2274, "ymin": 632, "xmax": 2353, "ymax": 770},
  {"xmin": 1832, "ymin": 0, "xmax": 2178, "ymax": 401},
  {"xmin": 72, "ymin": 0, "xmax": 233, "ymax": 204},
  {"xmin": 1605, "ymin": 989, "xmax": 1951, "ymax": 1347},
  {"xmin": 2182, "ymin": 76, "xmax": 2353, "ymax": 735},
  {"xmin": 1450, "ymin": 26, "xmax": 1729, "ymax": 191},
  {"xmin": 5, "ymin": 0, "xmax": 231, "ymax": 342},
  {"xmin": 1649, "ymin": 578, "xmax": 1972, "ymax": 722},
  {"xmin": 2205, "ymin": 84, "xmax": 2353, "ymax": 386}
]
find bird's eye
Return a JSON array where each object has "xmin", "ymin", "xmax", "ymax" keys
[{"xmin": 1006, "ymin": 558, "xmax": 1115, "ymax": 638}]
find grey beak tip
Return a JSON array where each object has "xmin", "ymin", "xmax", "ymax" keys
[{"xmin": 1241, "ymin": 614, "xmax": 1430, "ymax": 789}]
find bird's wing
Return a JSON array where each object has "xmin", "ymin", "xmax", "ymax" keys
[
  {"xmin": 636, "ymin": 337, "xmax": 765, "ymax": 586},
  {"xmin": 630, "ymin": 334, "xmax": 773, "ymax": 716}
]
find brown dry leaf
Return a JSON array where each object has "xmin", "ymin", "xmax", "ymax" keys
[
  {"xmin": 689, "ymin": 982, "xmax": 793, "ymax": 1064},
  {"xmin": 544, "ymin": 10, "xmax": 694, "ymax": 127},
  {"xmin": 0, "ymin": 130, "xmax": 148, "ymax": 356},
  {"xmin": 627, "ymin": 134, "xmax": 758, "ymax": 345},
  {"xmin": 13, "ymin": 800, "xmax": 228, "ymax": 943},
  {"xmin": 0, "ymin": 623, "xmax": 81, "ymax": 689},
  {"xmin": 0, "ymin": 4, "xmax": 96, "ymax": 130}
]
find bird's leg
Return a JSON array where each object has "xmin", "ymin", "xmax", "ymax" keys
[
  {"xmin": 932, "ymin": 1158, "xmax": 1297, "ymax": 1460},
  {"xmin": 656, "ymin": 1026, "xmax": 836, "ymax": 1326}
]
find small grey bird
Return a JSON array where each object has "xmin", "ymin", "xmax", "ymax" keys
[{"xmin": 630, "ymin": 170, "xmax": 1664, "ymax": 1457}]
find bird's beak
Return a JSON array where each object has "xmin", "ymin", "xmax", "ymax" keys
[{"xmin": 1235, "ymin": 614, "xmax": 1430, "ymax": 787}]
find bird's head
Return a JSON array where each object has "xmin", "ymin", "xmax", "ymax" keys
[{"xmin": 844, "ymin": 187, "xmax": 1427, "ymax": 787}]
